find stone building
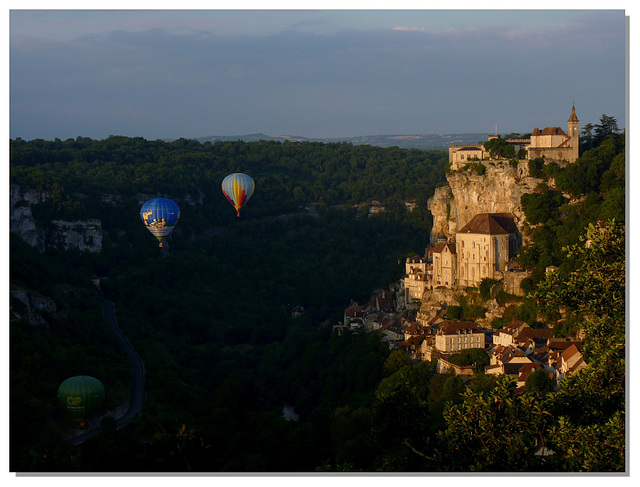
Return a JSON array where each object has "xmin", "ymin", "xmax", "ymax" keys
[
  {"xmin": 404, "ymin": 255, "xmax": 429, "ymax": 304},
  {"xmin": 432, "ymin": 242, "xmax": 457, "ymax": 288},
  {"xmin": 435, "ymin": 320, "xmax": 485, "ymax": 353},
  {"xmin": 429, "ymin": 213, "xmax": 521, "ymax": 289},
  {"xmin": 455, "ymin": 213, "xmax": 520, "ymax": 287},
  {"xmin": 448, "ymin": 105, "xmax": 580, "ymax": 169}
]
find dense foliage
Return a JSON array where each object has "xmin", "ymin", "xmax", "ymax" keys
[
  {"xmin": 10, "ymin": 137, "xmax": 447, "ymax": 471},
  {"xmin": 517, "ymin": 128, "xmax": 624, "ymax": 283},
  {"xmin": 534, "ymin": 220, "xmax": 625, "ymax": 471}
]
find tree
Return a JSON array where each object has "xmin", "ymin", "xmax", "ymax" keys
[
  {"xmin": 594, "ymin": 114, "xmax": 620, "ymax": 146},
  {"xmin": 383, "ymin": 350, "xmax": 411, "ymax": 375},
  {"xmin": 521, "ymin": 184, "xmax": 567, "ymax": 225},
  {"xmin": 447, "ymin": 348, "xmax": 489, "ymax": 373},
  {"xmin": 483, "ymin": 137, "xmax": 516, "ymax": 160},
  {"xmin": 435, "ymin": 376, "xmax": 553, "ymax": 471},
  {"xmin": 580, "ymin": 122, "xmax": 594, "ymax": 151},
  {"xmin": 532, "ymin": 219, "xmax": 625, "ymax": 471},
  {"xmin": 528, "ymin": 157, "xmax": 546, "ymax": 178},
  {"xmin": 525, "ymin": 368, "xmax": 554, "ymax": 396},
  {"xmin": 479, "ymin": 277, "xmax": 498, "ymax": 301}
]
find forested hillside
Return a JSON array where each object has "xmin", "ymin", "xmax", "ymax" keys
[
  {"xmin": 9, "ymin": 129, "xmax": 625, "ymax": 472},
  {"xmin": 10, "ymin": 138, "xmax": 447, "ymax": 471}
]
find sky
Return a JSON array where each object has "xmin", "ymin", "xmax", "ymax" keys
[{"xmin": 8, "ymin": 3, "xmax": 631, "ymax": 141}]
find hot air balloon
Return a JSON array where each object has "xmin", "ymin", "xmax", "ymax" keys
[
  {"xmin": 222, "ymin": 173, "xmax": 254, "ymax": 217},
  {"xmin": 58, "ymin": 375, "xmax": 105, "ymax": 427},
  {"xmin": 140, "ymin": 197, "xmax": 180, "ymax": 247}
]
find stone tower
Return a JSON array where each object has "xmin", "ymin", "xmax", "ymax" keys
[{"xmin": 567, "ymin": 104, "xmax": 580, "ymax": 161}]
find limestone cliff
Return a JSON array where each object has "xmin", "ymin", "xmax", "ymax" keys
[
  {"xmin": 10, "ymin": 203, "xmax": 47, "ymax": 252},
  {"xmin": 10, "ymin": 184, "xmax": 103, "ymax": 253},
  {"xmin": 10, "ymin": 287, "xmax": 57, "ymax": 325},
  {"xmin": 428, "ymin": 160, "xmax": 542, "ymax": 243},
  {"xmin": 50, "ymin": 220, "xmax": 103, "ymax": 252}
]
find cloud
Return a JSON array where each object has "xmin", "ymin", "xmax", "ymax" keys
[
  {"xmin": 393, "ymin": 26, "xmax": 427, "ymax": 32},
  {"xmin": 10, "ymin": 10, "xmax": 626, "ymax": 140}
]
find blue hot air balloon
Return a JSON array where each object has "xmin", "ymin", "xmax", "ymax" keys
[
  {"xmin": 140, "ymin": 198, "xmax": 180, "ymax": 247},
  {"xmin": 222, "ymin": 173, "xmax": 255, "ymax": 217}
]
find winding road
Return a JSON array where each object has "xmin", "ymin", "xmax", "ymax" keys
[{"xmin": 69, "ymin": 300, "xmax": 146, "ymax": 446}]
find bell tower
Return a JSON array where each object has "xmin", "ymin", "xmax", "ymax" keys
[{"xmin": 567, "ymin": 104, "xmax": 580, "ymax": 162}]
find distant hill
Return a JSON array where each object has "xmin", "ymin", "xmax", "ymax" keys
[{"xmin": 195, "ymin": 132, "xmax": 489, "ymax": 150}]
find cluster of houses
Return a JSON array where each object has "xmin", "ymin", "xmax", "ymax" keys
[
  {"xmin": 340, "ymin": 291, "xmax": 586, "ymax": 393},
  {"xmin": 338, "ymin": 106, "xmax": 588, "ymax": 392}
]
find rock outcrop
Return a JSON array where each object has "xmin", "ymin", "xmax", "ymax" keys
[
  {"xmin": 428, "ymin": 161, "xmax": 542, "ymax": 244},
  {"xmin": 10, "ymin": 288, "xmax": 57, "ymax": 325},
  {"xmin": 50, "ymin": 220, "xmax": 103, "ymax": 252},
  {"xmin": 10, "ymin": 203, "xmax": 47, "ymax": 252},
  {"xmin": 10, "ymin": 184, "xmax": 103, "ymax": 253}
]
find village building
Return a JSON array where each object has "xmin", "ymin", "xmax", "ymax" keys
[
  {"xmin": 448, "ymin": 105, "xmax": 580, "ymax": 169},
  {"xmin": 435, "ymin": 319, "xmax": 485, "ymax": 353},
  {"xmin": 432, "ymin": 242, "xmax": 456, "ymax": 287},
  {"xmin": 403, "ymin": 255, "xmax": 429, "ymax": 304}
]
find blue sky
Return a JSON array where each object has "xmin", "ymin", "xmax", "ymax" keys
[{"xmin": 9, "ymin": 5, "xmax": 629, "ymax": 141}]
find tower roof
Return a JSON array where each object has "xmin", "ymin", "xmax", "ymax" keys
[{"xmin": 568, "ymin": 104, "xmax": 579, "ymax": 122}]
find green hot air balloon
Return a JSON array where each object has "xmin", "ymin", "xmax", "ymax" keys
[{"xmin": 58, "ymin": 375, "xmax": 105, "ymax": 425}]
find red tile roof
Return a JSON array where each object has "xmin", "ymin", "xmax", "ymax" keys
[
  {"xmin": 437, "ymin": 320, "xmax": 483, "ymax": 335},
  {"xmin": 433, "ymin": 242, "xmax": 457, "ymax": 254},
  {"xmin": 458, "ymin": 213, "xmax": 518, "ymax": 235}
]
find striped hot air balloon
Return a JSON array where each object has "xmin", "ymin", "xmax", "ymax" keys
[
  {"xmin": 222, "ymin": 173, "xmax": 255, "ymax": 217},
  {"xmin": 140, "ymin": 198, "xmax": 180, "ymax": 247}
]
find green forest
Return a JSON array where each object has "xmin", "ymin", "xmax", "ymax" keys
[{"xmin": 9, "ymin": 122, "xmax": 625, "ymax": 472}]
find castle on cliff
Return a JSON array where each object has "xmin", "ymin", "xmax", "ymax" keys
[
  {"xmin": 448, "ymin": 105, "xmax": 580, "ymax": 170},
  {"xmin": 404, "ymin": 106, "xmax": 580, "ymax": 303}
]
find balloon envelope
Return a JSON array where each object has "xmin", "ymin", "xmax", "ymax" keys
[
  {"xmin": 58, "ymin": 375, "xmax": 105, "ymax": 420},
  {"xmin": 140, "ymin": 198, "xmax": 180, "ymax": 247},
  {"xmin": 222, "ymin": 173, "xmax": 254, "ymax": 217}
]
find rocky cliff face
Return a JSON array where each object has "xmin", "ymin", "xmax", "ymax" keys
[
  {"xmin": 10, "ymin": 203, "xmax": 47, "ymax": 252},
  {"xmin": 10, "ymin": 184, "xmax": 103, "ymax": 253},
  {"xmin": 428, "ymin": 161, "xmax": 542, "ymax": 243},
  {"xmin": 10, "ymin": 288, "xmax": 57, "ymax": 325},
  {"xmin": 50, "ymin": 220, "xmax": 103, "ymax": 252}
]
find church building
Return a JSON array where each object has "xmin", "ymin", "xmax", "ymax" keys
[{"xmin": 430, "ymin": 213, "xmax": 521, "ymax": 289}]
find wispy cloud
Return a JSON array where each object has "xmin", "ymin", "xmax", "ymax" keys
[{"xmin": 393, "ymin": 26, "xmax": 427, "ymax": 32}]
